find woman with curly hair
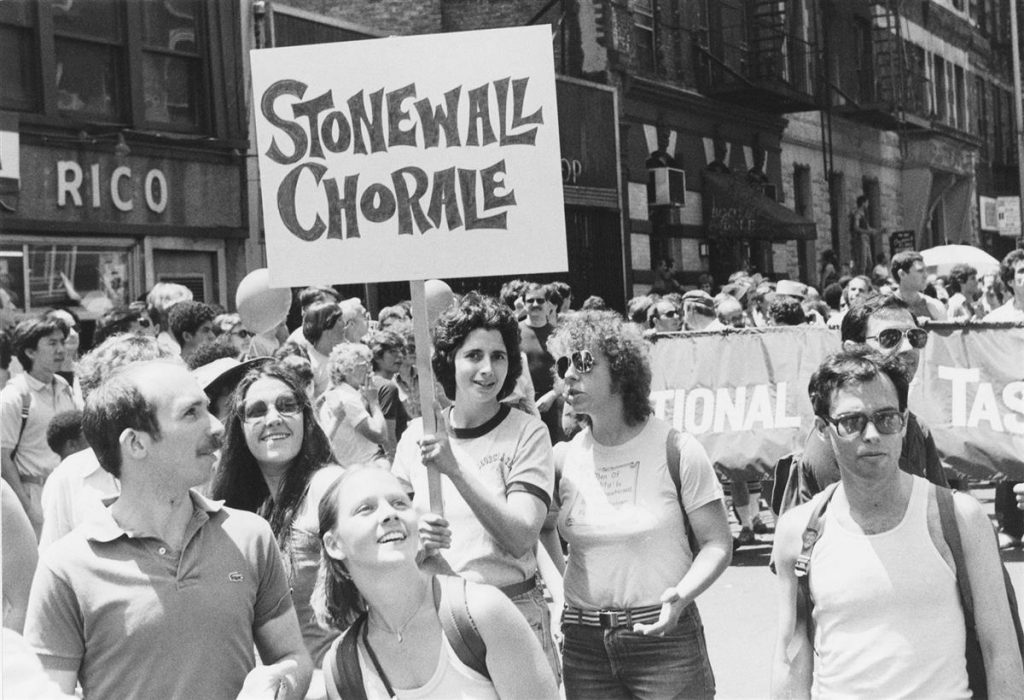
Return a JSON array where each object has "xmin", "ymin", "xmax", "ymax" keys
[
  {"xmin": 547, "ymin": 310, "xmax": 732, "ymax": 699},
  {"xmin": 391, "ymin": 292, "xmax": 560, "ymax": 680},
  {"xmin": 312, "ymin": 466, "xmax": 558, "ymax": 699},
  {"xmin": 211, "ymin": 362, "xmax": 344, "ymax": 666}
]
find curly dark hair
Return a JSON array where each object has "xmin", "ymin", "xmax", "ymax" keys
[
  {"xmin": 547, "ymin": 310, "xmax": 652, "ymax": 426},
  {"xmin": 808, "ymin": 348, "xmax": 909, "ymax": 419},
  {"xmin": 211, "ymin": 362, "xmax": 333, "ymax": 553},
  {"xmin": 431, "ymin": 292, "xmax": 522, "ymax": 401}
]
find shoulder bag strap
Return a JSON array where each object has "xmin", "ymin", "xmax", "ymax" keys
[
  {"xmin": 332, "ymin": 615, "xmax": 370, "ymax": 700},
  {"xmin": 435, "ymin": 575, "xmax": 489, "ymax": 679},
  {"xmin": 935, "ymin": 485, "xmax": 976, "ymax": 628},
  {"xmin": 9, "ymin": 384, "xmax": 31, "ymax": 460},
  {"xmin": 793, "ymin": 481, "xmax": 840, "ymax": 653},
  {"xmin": 665, "ymin": 428, "xmax": 700, "ymax": 554}
]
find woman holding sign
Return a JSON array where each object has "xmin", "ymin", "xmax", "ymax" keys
[
  {"xmin": 391, "ymin": 292, "xmax": 560, "ymax": 681},
  {"xmin": 547, "ymin": 310, "xmax": 732, "ymax": 699}
]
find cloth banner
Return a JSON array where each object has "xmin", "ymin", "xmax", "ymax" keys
[{"xmin": 649, "ymin": 324, "xmax": 1024, "ymax": 481}]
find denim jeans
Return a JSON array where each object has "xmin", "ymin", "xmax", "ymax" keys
[
  {"xmin": 562, "ymin": 604, "xmax": 715, "ymax": 700},
  {"xmin": 511, "ymin": 584, "xmax": 563, "ymax": 687}
]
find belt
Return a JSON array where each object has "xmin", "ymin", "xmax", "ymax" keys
[
  {"xmin": 562, "ymin": 604, "xmax": 663, "ymax": 629},
  {"xmin": 498, "ymin": 574, "xmax": 539, "ymax": 599},
  {"xmin": 18, "ymin": 474, "xmax": 45, "ymax": 486}
]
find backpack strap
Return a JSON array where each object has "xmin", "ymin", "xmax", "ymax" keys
[
  {"xmin": 666, "ymin": 428, "xmax": 700, "ymax": 554},
  {"xmin": 434, "ymin": 575, "xmax": 489, "ymax": 680},
  {"xmin": 9, "ymin": 385, "xmax": 31, "ymax": 460},
  {"xmin": 793, "ymin": 481, "xmax": 840, "ymax": 652},
  {"xmin": 935, "ymin": 486, "xmax": 975, "ymax": 627},
  {"xmin": 331, "ymin": 614, "xmax": 369, "ymax": 700}
]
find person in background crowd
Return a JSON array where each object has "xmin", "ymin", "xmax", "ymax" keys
[
  {"xmin": 984, "ymin": 249, "xmax": 1024, "ymax": 549},
  {"xmin": 651, "ymin": 257, "xmax": 685, "ymax": 295},
  {"xmin": 313, "ymin": 467, "xmax": 559, "ymax": 699},
  {"xmin": 1, "ymin": 316, "xmax": 78, "ymax": 536},
  {"xmin": 128, "ymin": 300, "xmax": 159, "ymax": 338},
  {"xmin": 145, "ymin": 282, "xmax": 192, "ymax": 355},
  {"xmin": 92, "ymin": 305, "xmax": 152, "ymax": 346},
  {"xmin": 213, "ymin": 312, "xmax": 253, "ymax": 355},
  {"xmin": 520, "ymin": 282, "xmax": 564, "ymax": 444},
  {"xmin": 821, "ymin": 283, "xmax": 843, "ymax": 317},
  {"xmin": 891, "ymin": 251, "xmax": 947, "ymax": 322},
  {"xmin": 3, "ymin": 480, "xmax": 38, "ymax": 635},
  {"xmin": 548, "ymin": 310, "xmax": 731, "ymax": 699},
  {"xmin": 392, "ymin": 292, "xmax": 561, "ymax": 680},
  {"xmin": 776, "ymin": 293, "xmax": 948, "ymax": 515},
  {"xmin": 946, "ymin": 263, "xmax": 980, "ymax": 321},
  {"xmin": 709, "ymin": 294, "xmax": 746, "ymax": 330},
  {"xmin": 44, "ymin": 308, "xmax": 80, "ymax": 385},
  {"xmin": 286, "ymin": 286, "xmax": 341, "ymax": 351},
  {"xmin": 682, "ymin": 290, "xmax": 717, "ymax": 331},
  {"xmin": 829, "ymin": 275, "xmax": 873, "ymax": 329},
  {"xmin": 318, "ymin": 343, "xmax": 388, "ymax": 469},
  {"xmin": 767, "ymin": 294, "xmax": 807, "ymax": 326},
  {"xmin": 580, "ymin": 295, "xmax": 608, "ymax": 311},
  {"xmin": 698, "ymin": 273, "xmax": 715, "ymax": 295},
  {"xmin": 366, "ymin": 328, "xmax": 410, "ymax": 459},
  {"xmin": 0, "ymin": 330, "xmax": 12, "ymax": 391},
  {"xmin": 772, "ymin": 350, "xmax": 1023, "ymax": 698},
  {"xmin": 392, "ymin": 323, "xmax": 421, "ymax": 420},
  {"xmin": 377, "ymin": 303, "xmax": 412, "ymax": 330},
  {"xmin": 552, "ymin": 280, "xmax": 573, "ymax": 315},
  {"xmin": 850, "ymin": 195, "xmax": 879, "ymax": 274},
  {"xmin": 27, "ymin": 359, "xmax": 313, "ymax": 699},
  {"xmin": 819, "ymin": 249, "xmax": 840, "ymax": 289},
  {"xmin": 648, "ymin": 295, "xmax": 684, "ymax": 334},
  {"xmin": 187, "ymin": 337, "xmax": 241, "ymax": 371},
  {"xmin": 212, "ymin": 362, "xmax": 343, "ymax": 669},
  {"xmin": 977, "ymin": 271, "xmax": 1005, "ymax": 317},
  {"xmin": 37, "ymin": 335, "xmax": 173, "ymax": 550},
  {"xmin": 302, "ymin": 301, "xmax": 348, "ymax": 400},
  {"xmin": 191, "ymin": 354, "xmax": 267, "ymax": 424},
  {"xmin": 338, "ymin": 297, "xmax": 371, "ymax": 344},
  {"xmin": 44, "ymin": 410, "xmax": 86, "ymax": 462},
  {"xmin": 499, "ymin": 278, "xmax": 529, "ymax": 321},
  {"xmin": 168, "ymin": 300, "xmax": 217, "ymax": 364},
  {"xmin": 626, "ymin": 295, "xmax": 655, "ymax": 329}
]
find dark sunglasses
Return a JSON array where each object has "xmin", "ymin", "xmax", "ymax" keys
[
  {"xmin": 242, "ymin": 394, "xmax": 302, "ymax": 422},
  {"xmin": 823, "ymin": 409, "xmax": 906, "ymax": 438},
  {"xmin": 231, "ymin": 328, "xmax": 254, "ymax": 339},
  {"xmin": 525, "ymin": 297, "xmax": 547, "ymax": 307},
  {"xmin": 137, "ymin": 318, "xmax": 151, "ymax": 328},
  {"xmin": 660, "ymin": 309, "xmax": 679, "ymax": 319},
  {"xmin": 556, "ymin": 350, "xmax": 595, "ymax": 379},
  {"xmin": 867, "ymin": 327, "xmax": 928, "ymax": 350}
]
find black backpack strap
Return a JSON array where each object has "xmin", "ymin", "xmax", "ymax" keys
[
  {"xmin": 666, "ymin": 428, "xmax": 700, "ymax": 554},
  {"xmin": 793, "ymin": 482, "xmax": 840, "ymax": 652},
  {"xmin": 434, "ymin": 575, "xmax": 489, "ymax": 680},
  {"xmin": 10, "ymin": 387, "xmax": 30, "ymax": 460},
  {"xmin": 331, "ymin": 614, "xmax": 369, "ymax": 700}
]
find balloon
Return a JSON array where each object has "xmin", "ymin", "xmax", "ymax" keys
[
  {"xmin": 236, "ymin": 268, "xmax": 291, "ymax": 334},
  {"xmin": 424, "ymin": 279, "xmax": 455, "ymax": 326}
]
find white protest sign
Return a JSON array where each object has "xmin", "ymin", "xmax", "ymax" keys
[{"xmin": 250, "ymin": 26, "xmax": 567, "ymax": 287}]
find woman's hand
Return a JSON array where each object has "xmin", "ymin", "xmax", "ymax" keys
[
  {"xmin": 417, "ymin": 429, "xmax": 460, "ymax": 478},
  {"xmin": 632, "ymin": 586, "xmax": 689, "ymax": 636},
  {"xmin": 418, "ymin": 511, "xmax": 452, "ymax": 553}
]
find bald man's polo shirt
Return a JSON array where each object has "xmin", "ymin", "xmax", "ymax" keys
[{"xmin": 25, "ymin": 491, "xmax": 293, "ymax": 699}]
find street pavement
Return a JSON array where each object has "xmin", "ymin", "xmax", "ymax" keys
[{"xmin": 701, "ymin": 483, "xmax": 1024, "ymax": 699}]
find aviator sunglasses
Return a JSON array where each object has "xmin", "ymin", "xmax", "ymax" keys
[
  {"xmin": 556, "ymin": 350, "xmax": 595, "ymax": 379},
  {"xmin": 242, "ymin": 394, "xmax": 303, "ymax": 422},
  {"xmin": 866, "ymin": 327, "xmax": 928, "ymax": 350},
  {"xmin": 822, "ymin": 409, "xmax": 906, "ymax": 438}
]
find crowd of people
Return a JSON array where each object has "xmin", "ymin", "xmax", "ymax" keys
[{"xmin": 1, "ymin": 246, "xmax": 1023, "ymax": 698}]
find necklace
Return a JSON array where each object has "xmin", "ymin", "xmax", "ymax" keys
[{"xmin": 368, "ymin": 583, "xmax": 428, "ymax": 644}]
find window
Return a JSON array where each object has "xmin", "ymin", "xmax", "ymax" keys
[
  {"xmin": 0, "ymin": 0, "xmax": 207, "ymax": 132},
  {"xmin": 633, "ymin": 0, "xmax": 656, "ymax": 73}
]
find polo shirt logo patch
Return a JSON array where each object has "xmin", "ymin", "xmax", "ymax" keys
[{"xmin": 228, "ymin": 572, "xmax": 244, "ymax": 582}]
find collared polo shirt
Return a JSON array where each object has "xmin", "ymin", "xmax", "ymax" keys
[
  {"xmin": 0, "ymin": 372, "xmax": 78, "ymax": 479},
  {"xmin": 25, "ymin": 490, "xmax": 294, "ymax": 699}
]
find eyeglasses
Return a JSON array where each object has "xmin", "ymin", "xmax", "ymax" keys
[
  {"xmin": 556, "ymin": 350, "xmax": 595, "ymax": 378},
  {"xmin": 231, "ymin": 328, "xmax": 253, "ymax": 339},
  {"xmin": 823, "ymin": 409, "xmax": 906, "ymax": 438},
  {"xmin": 867, "ymin": 327, "xmax": 928, "ymax": 350},
  {"xmin": 137, "ymin": 318, "xmax": 152, "ymax": 328},
  {"xmin": 659, "ymin": 309, "xmax": 679, "ymax": 319},
  {"xmin": 242, "ymin": 395, "xmax": 302, "ymax": 422},
  {"xmin": 525, "ymin": 297, "xmax": 547, "ymax": 307}
]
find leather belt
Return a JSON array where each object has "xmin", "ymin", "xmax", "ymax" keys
[
  {"xmin": 562, "ymin": 604, "xmax": 663, "ymax": 629},
  {"xmin": 498, "ymin": 574, "xmax": 539, "ymax": 599}
]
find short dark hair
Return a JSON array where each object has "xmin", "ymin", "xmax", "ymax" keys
[
  {"xmin": 947, "ymin": 263, "xmax": 977, "ymax": 294},
  {"xmin": 298, "ymin": 285, "xmax": 340, "ymax": 311},
  {"xmin": 580, "ymin": 295, "xmax": 608, "ymax": 311},
  {"xmin": 46, "ymin": 409, "xmax": 84, "ymax": 455},
  {"xmin": 1000, "ymin": 249, "xmax": 1024, "ymax": 289},
  {"xmin": 839, "ymin": 292, "xmax": 916, "ymax": 343},
  {"xmin": 432, "ymin": 292, "xmax": 522, "ymax": 401},
  {"xmin": 186, "ymin": 337, "xmax": 240, "ymax": 370},
  {"xmin": 498, "ymin": 279, "xmax": 528, "ymax": 309},
  {"xmin": 808, "ymin": 348, "xmax": 909, "ymax": 419},
  {"xmin": 302, "ymin": 300, "xmax": 342, "ymax": 346},
  {"xmin": 82, "ymin": 364, "xmax": 164, "ymax": 478},
  {"xmin": 890, "ymin": 251, "xmax": 923, "ymax": 284},
  {"xmin": 168, "ymin": 301, "xmax": 216, "ymax": 345},
  {"xmin": 12, "ymin": 316, "xmax": 68, "ymax": 372},
  {"xmin": 767, "ymin": 294, "xmax": 807, "ymax": 326},
  {"xmin": 94, "ymin": 307, "xmax": 139, "ymax": 346},
  {"xmin": 551, "ymin": 281, "xmax": 572, "ymax": 306},
  {"xmin": 365, "ymin": 329, "xmax": 405, "ymax": 370}
]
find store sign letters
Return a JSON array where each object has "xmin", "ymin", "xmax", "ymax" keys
[
  {"xmin": 56, "ymin": 161, "xmax": 167, "ymax": 214},
  {"xmin": 250, "ymin": 26, "xmax": 567, "ymax": 286}
]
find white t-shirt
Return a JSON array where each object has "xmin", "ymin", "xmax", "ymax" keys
[
  {"xmin": 983, "ymin": 299, "xmax": 1024, "ymax": 322},
  {"xmin": 318, "ymin": 383, "xmax": 381, "ymax": 467},
  {"xmin": 392, "ymin": 406, "xmax": 554, "ymax": 588},
  {"xmin": 556, "ymin": 417, "xmax": 723, "ymax": 609}
]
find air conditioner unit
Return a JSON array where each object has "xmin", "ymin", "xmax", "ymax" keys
[
  {"xmin": 647, "ymin": 166, "xmax": 685, "ymax": 206},
  {"xmin": 979, "ymin": 196, "xmax": 998, "ymax": 231}
]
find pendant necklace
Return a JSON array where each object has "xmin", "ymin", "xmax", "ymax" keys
[{"xmin": 369, "ymin": 586, "xmax": 427, "ymax": 644}]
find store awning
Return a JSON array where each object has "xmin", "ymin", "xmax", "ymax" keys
[{"xmin": 702, "ymin": 171, "xmax": 816, "ymax": 241}]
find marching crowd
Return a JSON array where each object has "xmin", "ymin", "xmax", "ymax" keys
[{"xmin": 1, "ymin": 246, "xmax": 1024, "ymax": 699}]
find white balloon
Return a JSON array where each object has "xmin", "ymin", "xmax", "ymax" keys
[{"xmin": 236, "ymin": 269, "xmax": 291, "ymax": 334}]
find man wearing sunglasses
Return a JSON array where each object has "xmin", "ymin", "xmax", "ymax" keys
[
  {"xmin": 647, "ymin": 297, "xmax": 684, "ymax": 333},
  {"xmin": 775, "ymin": 293, "xmax": 947, "ymax": 515},
  {"xmin": 772, "ymin": 350, "xmax": 1022, "ymax": 698}
]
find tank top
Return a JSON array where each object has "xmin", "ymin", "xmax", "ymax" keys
[{"xmin": 809, "ymin": 476, "xmax": 970, "ymax": 699}]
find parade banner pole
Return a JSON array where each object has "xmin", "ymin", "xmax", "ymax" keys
[{"xmin": 410, "ymin": 279, "xmax": 444, "ymax": 515}]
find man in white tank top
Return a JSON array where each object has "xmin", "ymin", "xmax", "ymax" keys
[{"xmin": 771, "ymin": 350, "xmax": 1023, "ymax": 698}]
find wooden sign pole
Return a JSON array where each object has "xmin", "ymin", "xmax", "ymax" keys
[{"xmin": 409, "ymin": 279, "xmax": 444, "ymax": 515}]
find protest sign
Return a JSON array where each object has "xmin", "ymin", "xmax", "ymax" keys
[{"xmin": 250, "ymin": 26, "xmax": 567, "ymax": 287}]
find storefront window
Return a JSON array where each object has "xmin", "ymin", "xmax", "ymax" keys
[{"xmin": 0, "ymin": 243, "xmax": 134, "ymax": 320}]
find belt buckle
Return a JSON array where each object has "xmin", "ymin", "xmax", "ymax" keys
[{"xmin": 598, "ymin": 610, "xmax": 620, "ymax": 628}]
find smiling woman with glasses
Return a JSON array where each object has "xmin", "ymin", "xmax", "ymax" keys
[
  {"xmin": 211, "ymin": 362, "xmax": 344, "ymax": 670},
  {"xmin": 545, "ymin": 310, "xmax": 732, "ymax": 700}
]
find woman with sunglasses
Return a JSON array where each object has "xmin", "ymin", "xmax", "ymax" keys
[
  {"xmin": 313, "ymin": 466, "xmax": 558, "ymax": 699},
  {"xmin": 211, "ymin": 362, "xmax": 344, "ymax": 668},
  {"xmin": 547, "ymin": 310, "xmax": 732, "ymax": 699},
  {"xmin": 391, "ymin": 292, "xmax": 561, "ymax": 680}
]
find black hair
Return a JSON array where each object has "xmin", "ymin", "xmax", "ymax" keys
[
  {"xmin": 839, "ymin": 293, "xmax": 916, "ymax": 343},
  {"xmin": 12, "ymin": 316, "xmax": 68, "ymax": 372},
  {"xmin": 302, "ymin": 300, "xmax": 343, "ymax": 346},
  {"xmin": 46, "ymin": 409, "xmax": 84, "ymax": 456},
  {"xmin": 808, "ymin": 348, "xmax": 909, "ymax": 419},
  {"xmin": 168, "ymin": 301, "xmax": 216, "ymax": 346}
]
